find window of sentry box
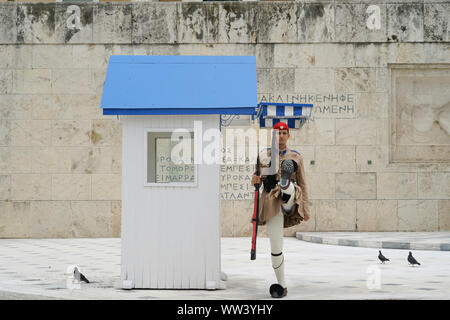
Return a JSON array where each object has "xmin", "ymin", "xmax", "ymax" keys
[{"xmin": 145, "ymin": 130, "xmax": 196, "ymax": 187}]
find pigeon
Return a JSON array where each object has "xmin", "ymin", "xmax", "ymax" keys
[
  {"xmin": 74, "ymin": 267, "xmax": 90, "ymax": 283},
  {"xmin": 408, "ymin": 251, "xmax": 421, "ymax": 267},
  {"xmin": 378, "ymin": 250, "xmax": 390, "ymax": 264}
]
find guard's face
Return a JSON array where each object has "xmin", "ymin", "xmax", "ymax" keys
[{"xmin": 276, "ymin": 129, "xmax": 290, "ymax": 146}]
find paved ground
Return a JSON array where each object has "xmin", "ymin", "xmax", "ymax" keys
[{"xmin": 0, "ymin": 235, "xmax": 449, "ymax": 300}]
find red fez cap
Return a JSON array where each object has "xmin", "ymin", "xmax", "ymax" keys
[{"xmin": 273, "ymin": 122, "xmax": 289, "ymax": 131}]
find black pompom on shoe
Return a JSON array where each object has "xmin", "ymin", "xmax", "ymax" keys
[
  {"xmin": 270, "ymin": 284, "xmax": 288, "ymax": 298},
  {"xmin": 280, "ymin": 159, "xmax": 295, "ymax": 189}
]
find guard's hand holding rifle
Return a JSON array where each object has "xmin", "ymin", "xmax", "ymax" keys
[{"xmin": 251, "ymin": 174, "xmax": 262, "ymax": 186}]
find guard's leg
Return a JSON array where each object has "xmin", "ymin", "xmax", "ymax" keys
[
  {"xmin": 279, "ymin": 159, "xmax": 297, "ymax": 214},
  {"xmin": 266, "ymin": 210, "xmax": 286, "ymax": 293}
]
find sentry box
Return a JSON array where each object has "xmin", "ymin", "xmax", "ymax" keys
[
  {"xmin": 101, "ymin": 56, "xmax": 257, "ymax": 290},
  {"xmin": 100, "ymin": 55, "xmax": 313, "ymax": 290}
]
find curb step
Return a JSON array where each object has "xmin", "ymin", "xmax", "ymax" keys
[{"xmin": 296, "ymin": 232, "xmax": 450, "ymax": 251}]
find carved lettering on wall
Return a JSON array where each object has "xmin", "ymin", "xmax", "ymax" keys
[{"xmin": 258, "ymin": 93, "xmax": 356, "ymax": 118}]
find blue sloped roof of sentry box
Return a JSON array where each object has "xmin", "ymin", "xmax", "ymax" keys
[{"xmin": 100, "ymin": 55, "xmax": 257, "ymax": 115}]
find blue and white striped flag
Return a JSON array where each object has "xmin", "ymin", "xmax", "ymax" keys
[{"xmin": 257, "ymin": 103, "xmax": 313, "ymax": 128}]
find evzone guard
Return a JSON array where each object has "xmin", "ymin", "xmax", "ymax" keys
[{"xmin": 251, "ymin": 122, "xmax": 310, "ymax": 298}]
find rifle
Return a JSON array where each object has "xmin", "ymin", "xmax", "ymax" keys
[{"xmin": 250, "ymin": 155, "xmax": 260, "ymax": 260}]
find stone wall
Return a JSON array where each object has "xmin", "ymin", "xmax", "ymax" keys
[{"xmin": 0, "ymin": 1, "xmax": 449, "ymax": 238}]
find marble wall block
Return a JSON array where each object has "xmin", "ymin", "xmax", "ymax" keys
[
  {"xmin": 438, "ymin": 200, "xmax": 450, "ymax": 231},
  {"xmin": 314, "ymin": 44, "xmax": 354, "ymax": 68},
  {"xmin": 232, "ymin": 200, "xmax": 253, "ymax": 237},
  {"xmin": 220, "ymin": 199, "xmax": 233, "ymax": 237},
  {"xmin": 353, "ymin": 43, "xmax": 395, "ymax": 68},
  {"xmin": 418, "ymin": 172, "xmax": 450, "ymax": 199},
  {"xmin": 0, "ymin": 95, "xmax": 33, "ymax": 120},
  {"xmin": 0, "ymin": 120, "xmax": 10, "ymax": 146},
  {"xmin": 295, "ymin": 68, "xmax": 335, "ymax": 92},
  {"xmin": 356, "ymin": 200, "xmax": 398, "ymax": 232},
  {"xmin": 315, "ymin": 200, "xmax": 356, "ymax": 231},
  {"xmin": 92, "ymin": 67, "xmax": 107, "ymax": 96},
  {"xmin": 257, "ymin": 2, "xmax": 297, "ymax": 43},
  {"xmin": 0, "ymin": 45, "xmax": 33, "ymax": 69},
  {"xmin": 17, "ymin": 4, "xmax": 56, "ymax": 43},
  {"xmin": 424, "ymin": 3, "xmax": 449, "ymax": 42},
  {"xmin": 0, "ymin": 175, "xmax": 11, "ymax": 200},
  {"xmin": 52, "ymin": 120, "xmax": 92, "ymax": 147},
  {"xmin": 72, "ymin": 45, "xmax": 112, "ymax": 69},
  {"xmin": 52, "ymin": 174, "xmax": 91, "ymax": 200},
  {"xmin": 273, "ymin": 44, "xmax": 314, "ymax": 68},
  {"xmin": 69, "ymin": 146, "xmax": 114, "ymax": 174},
  {"xmin": 91, "ymin": 119, "xmax": 121, "ymax": 146},
  {"xmin": 10, "ymin": 120, "xmax": 52, "ymax": 147},
  {"xmin": 335, "ymin": 173, "xmax": 376, "ymax": 200},
  {"xmin": 315, "ymin": 146, "xmax": 356, "ymax": 173},
  {"xmin": 293, "ymin": 118, "xmax": 335, "ymax": 146},
  {"xmin": 0, "ymin": 147, "xmax": 32, "ymax": 174},
  {"xmin": 305, "ymin": 172, "xmax": 335, "ymax": 200},
  {"xmin": 30, "ymin": 201, "xmax": 72, "ymax": 238},
  {"xmin": 32, "ymin": 45, "xmax": 73, "ymax": 69},
  {"xmin": 423, "ymin": 43, "xmax": 450, "ymax": 65},
  {"xmin": 179, "ymin": 2, "xmax": 219, "ymax": 43},
  {"xmin": 111, "ymin": 144, "xmax": 121, "ymax": 174},
  {"xmin": 93, "ymin": 3, "xmax": 132, "ymax": 43},
  {"xmin": 335, "ymin": 68, "xmax": 376, "ymax": 93},
  {"xmin": 0, "ymin": 4, "xmax": 17, "ymax": 44},
  {"xmin": 387, "ymin": 3, "xmax": 424, "ymax": 42},
  {"xmin": 131, "ymin": 3, "xmax": 178, "ymax": 44},
  {"xmin": 356, "ymin": 146, "xmax": 386, "ymax": 172},
  {"xmin": 55, "ymin": 3, "xmax": 94, "ymax": 44},
  {"xmin": 376, "ymin": 67, "xmax": 388, "ymax": 93},
  {"xmin": 177, "ymin": 43, "xmax": 256, "ymax": 57},
  {"xmin": 31, "ymin": 147, "xmax": 72, "ymax": 173},
  {"xmin": 31, "ymin": 94, "xmax": 101, "ymax": 121},
  {"xmin": 398, "ymin": 200, "xmax": 438, "ymax": 232},
  {"xmin": 0, "ymin": 201, "xmax": 30, "ymax": 238},
  {"xmin": 257, "ymin": 68, "xmax": 295, "ymax": 94},
  {"xmin": 52, "ymin": 69, "xmax": 93, "ymax": 94},
  {"xmin": 256, "ymin": 44, "xmax": 274, "ymax": 68},
  {"xmin": 92, "ymin": 174, "xmax": 121, "ymax": 200},
  {"xmin": 0, "ymin": 70, "xmax": 13, "ymax": 94},
  {"xmin": 357, "ymin": 92, "xmax": 388, "ymax": 119},
  {"xmin": 394, "ymin": 43, "xmax": 426, "ymax": 64},
  {"xmin": 13, "ymin": 69, "xmax": 52, "ymax": 94},
  {"xmin": 70, "ymin": 200, "xmax": 111, "ymax": 237},
  {"xmin": 297, "ymin": 2, "xmax": 334, "ymax": 42},
  {"xmin": 11, "ymin": 174, "xmax": 52, "ymax": 200},
  {"xmin": 111, "ymin": 200, "xmax": 121, "ymax": 237},
  {"xmin": 335, "ymin": 3, "xmax": 386, "ymax": 42},
  {"xmin": 377, "ymin": 172, "xmax": 417, "ymax": 199},
  {"xmin": 336, "ymin": 119, "xmax": 377, "ymax": 146},
  {"xmin": 218, "ymin": 2, "xmax": 256, "ymax": 43}
]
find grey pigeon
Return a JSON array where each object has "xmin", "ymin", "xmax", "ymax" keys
[
  {"xmin": 408, "ymin": 251, "xmax": 421, "ymax": 266},
  {"xmin": 74, "ymin": 267, "xmax": 90, "ymax": 283},
  {"xmin": 378, "ymin": 250, "xmax": 389, "ymax": 264}
]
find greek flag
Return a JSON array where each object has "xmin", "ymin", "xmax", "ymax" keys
[{"xmin": 257, "ymin": 102, "xmax": 314, "ymax": 128}]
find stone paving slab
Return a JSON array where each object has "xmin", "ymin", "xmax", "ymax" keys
[
  {"xmin": 0, "ymin": 237, "xmax": 449, "ymax": 300},
  {"xmin": 296, "ymin": 232, "xmax": 450, "ymax": 251}
]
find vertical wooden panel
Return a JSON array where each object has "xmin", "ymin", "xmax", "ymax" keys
[{"xmin": 121, "ymin": 115, "xmax": 221, "ymax": 289}]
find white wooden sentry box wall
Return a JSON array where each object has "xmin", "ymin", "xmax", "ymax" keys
[{"xmin": 120, "ymin": 115, "xmax": 221, "ymax": 289}]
